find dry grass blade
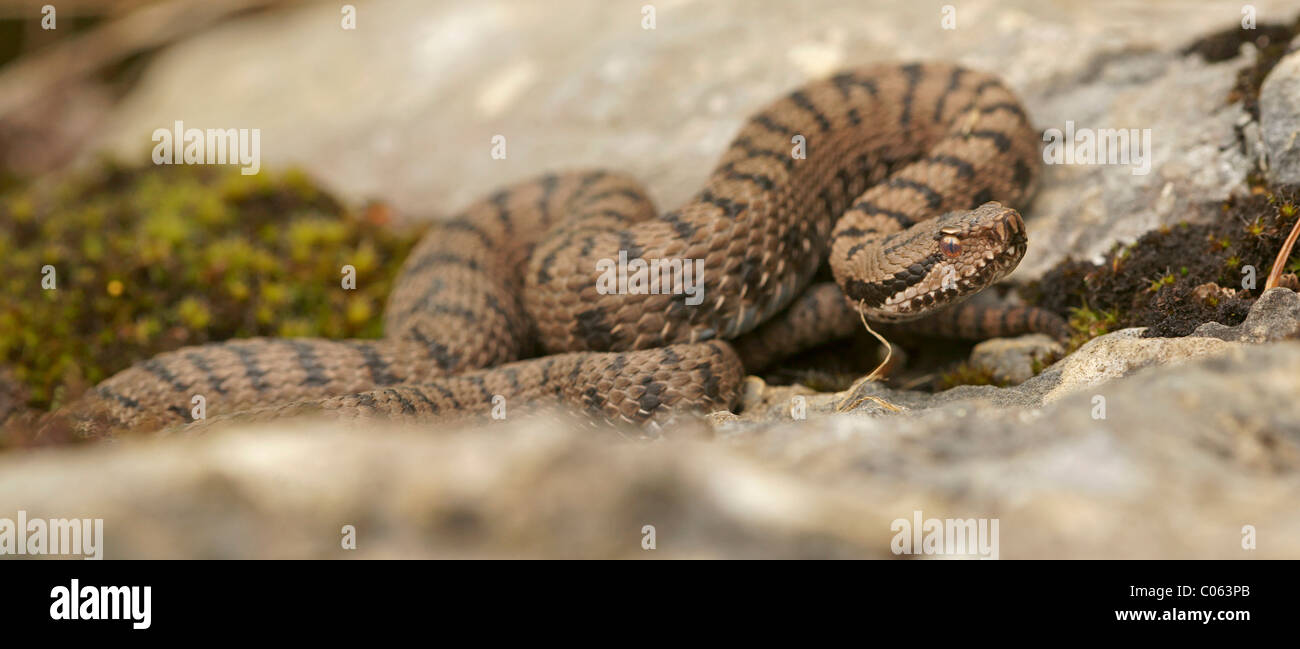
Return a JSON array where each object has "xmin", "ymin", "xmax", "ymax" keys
[
  {"xmin": 835, "ymin": 301, "xmax": 903, "ymax": 414},
  {"xmin": 1265, "ymin": 209, "xmax": 1300, "ymax": 291}
]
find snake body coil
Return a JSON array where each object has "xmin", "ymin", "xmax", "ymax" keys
[{"xmin": 48, "ymin": 62, "xmax": 1068, "ymax": 436}]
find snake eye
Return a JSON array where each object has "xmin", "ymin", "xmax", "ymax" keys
[{"xmin": 940, "ymin": 235, "xmax": 962, "ymax": 258}]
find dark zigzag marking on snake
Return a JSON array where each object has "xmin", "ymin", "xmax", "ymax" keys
[
  {"xmin": 384, "ymin": 388, "xmax": 416, "ymax": 415},
  {"xmin": 354, "ymin": 392, "xmax": 378, "ymax": 411},
  {"xmin": 346, "ymin": 341, "xmax": 399, "ymax": 386},
  {"xmin": 443, "ymin": 219, "xmax": 494, "ymax": 249},
  {"xmin": 788, "ymin": 90, "xmax": 832, "ymax": 133},
  {"xmin": 140, "ymin": 358, "xmax": 190, "ymax": 393},
  {"xmin": 185, "ymin": 351, "xmax": 228, "ymax": 395},
  {"xmin": 831, "ymin": 72, "xmax": 878, "ymax": 100},
  {"xmin": 581, "ymin": 188, "xmax": 647, "ymax": 206},
  {"xmin": 1013, "ymin": 158, "xmax": 1033, "ymax": 189},
  {"xmin": 537, "ymin": 173, "xmax": 559, "ymax": 225},
  {"xmin": 407, "ymin": 328, "xmax": 459, "ymax": 371},
  {"xmin": 424, "ymin": 380, "xmax": 460, "ymax": 409},
  {"xmin": 887, "ymin": 178, "xmax": 944, "ymax": 209},
  {"xmin": 965, "ymin": 130, "xmax": 1013, "ymax": 152},
  {"xmin": 730, "ymin": 136, "xmax": 795, "ymax": 171},
  {"xmin": 841, "ymin": 252, "xmax": 945, "ymax": 307},
  {"xmin": 467, "ymin": 375, "xmax": 493, "ymax": 404},
  {"xmin": 844, "ymin": 218, "xmax": 932, "ymax": 260},
  {"xmin": 933, "ymin": 66, "xmax": 968, "ymax": 121},
  {"xmin": 593, "ymin": 208, "xmax": 636, "ymax": 223},
  {"xmin": 751, "ymin": 114, "xmax": 795, "ymax": 137},
  {"xmin": 405, "ymin": 386, "xmax": 439, "ymax": 414},
  {"xmin": 720, "ymin": 163, "xmax": 777, "ymax": 190},
  {"xmin": 404, "ymin": 252, "xmax": 481, "ymax": 278},
  {"xmin": 847, "ymin": 199, "xmax": 916, "ymax": 229},
  {"xmin": 397, "ymin": 278, "xmax": 445, "ymax": 319},
  {"xmin": 973, "ymin": 79, "xmax": 1003, "ymax": 97},
  {"xmin": 566, "ymin": 170, "xmax": 609, "ymax": 206},
  {"xmin": 504, "ymin": 367, "xmax": 521, "ymax": 395},
  {"xmin": 925, "ymin": 154, "xmax": 975, "ymax": 178},
  {"xmin": 701, "ymin": 343, "xmax": 725, "ymax": 402},
  {"xmin": 289, "ymin": 340, "xmax": 331, "ymax": 387},
  {"xmin": 899, "ymin": 63, "xmax": 923, "ymax": 130},
  {"xmin": 978, "ymin": 102, "xmax": 1029, "ymax": 123},
  {"xmin": 616, "ymin": 230, "xmax": 644, "ymax": 262},
  {"xmin": 575, "ymin": 307, "xmax": 615, "ymax": 351},
  {"xmin": 698, "ymin": 189, "xmax": 747, "ymax": 218},
  {"xmin": 489, "ymin": 190, "xmax": 512, "ymax": 234},
  {"xmin": 97, "ymin": 386, "xmax": 141, "ymax": 410},
  {"xmin": 231, "ymin": 343, "xmax": 271, "ymax": 392}
]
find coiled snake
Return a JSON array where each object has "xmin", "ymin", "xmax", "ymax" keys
[{"xmin": 45, "ymin": 62, "xmax": 1068, "ymax": 437}]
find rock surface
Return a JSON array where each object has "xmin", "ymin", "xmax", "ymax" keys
[
  {"xmin": 1262, "ymin": 41, "xmax": 1300, "ymax": 185},
  {"xmin": 969, "ymin": 334, "xmax": 1063, "ymax": 385},
  {"xmin": 1195, "ymin": 287, "xmax": 1300, "ymax": 342}
]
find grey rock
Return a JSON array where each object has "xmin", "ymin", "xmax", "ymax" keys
[
  {"xmin": 1024, "ymin": 328, "xmax": 1239, "ymax": 405},
  {"xmin": 1262, "ymin": 46, "xmax": 1300, "ymax": 185},
  {"xmin": 969, "ymin": 334, "xmax": 1063, "ymax": 385},
  {"xmin": 1195, "ymin": 287, "xmax": 1300, "ymax": 342},
  {"xmin": 1015, "ymin": 49, "xmax": 1255, "ymax": 279}
]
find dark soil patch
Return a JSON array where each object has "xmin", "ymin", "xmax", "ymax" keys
[{"xmin": 1024, "ymin": 186, "xmax": 1300, "ymax": 344}]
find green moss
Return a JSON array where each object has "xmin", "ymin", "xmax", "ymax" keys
[
  {"xmin": 937, "ymin": 362, "xmax": 1012, "ymax": 390},
  {"xmin": 1246, "ymin": 218, "xmax": 1265, "ymax": 238},
  {"xmin": 0, "ymin": 160, "xmax": 425, "ymax": 412},
  {"xmin": 1146, "ymin": 271, "xmax": 1176, "ymax": 293},
  {"xmin": 1066, "ymin": 304, "xmax": 1120, "ymax": 352}
]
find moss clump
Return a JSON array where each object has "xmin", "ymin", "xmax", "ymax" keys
[
  {"xmin": 937, "ymin": 362, "xmax": 1011, "ymax": 390},
  {"xmin": 1025, "ymin": 185, "xmax": 1299, "ymax": 344},
  {"xmin": 0, "ymin": 161, "xmax": 424, "ymax": 413},
  {"xmin": 1065, "ymin": 304, "xmax": 1120, "ymax": 352}
]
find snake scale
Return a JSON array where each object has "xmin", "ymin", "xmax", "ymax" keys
[{"xmin": 44, "ymin": 62, "xmax": 1070, "ymax": 438}]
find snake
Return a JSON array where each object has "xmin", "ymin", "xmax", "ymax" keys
[{"xmin": 42, "ymin": 62, "xmax": 1070, "ymax": 438}]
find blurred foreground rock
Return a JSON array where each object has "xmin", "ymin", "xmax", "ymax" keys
[{"xmin": 2, "ymin": 292, "xmax": 1298, "ymax": 558}]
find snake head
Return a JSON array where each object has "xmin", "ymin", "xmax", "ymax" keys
[{"xmin": 839, "ymin": 202, "xmax": 1028, "ymax": 322}]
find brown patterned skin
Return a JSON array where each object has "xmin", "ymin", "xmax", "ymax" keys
[
  {"xmin": 734, "ymin": 283, "xmax": 1070, "ymax": 370},
  {"xmin": 42, "ymin": 62, "xmax": 1067, "ymax": 438}
]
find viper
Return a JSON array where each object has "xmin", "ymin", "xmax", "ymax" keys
[{"xmin": 45, "ymin": 62, "xmax": 1068, "ymax": 437}]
